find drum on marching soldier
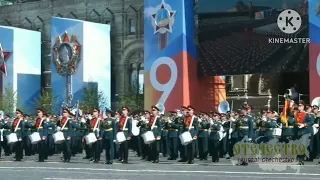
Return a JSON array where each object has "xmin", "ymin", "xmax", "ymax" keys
[{"xmin": 11, "ymin": 109, "xmax": 24, "ymax": 161}]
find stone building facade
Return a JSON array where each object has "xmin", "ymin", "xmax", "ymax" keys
[{"xmin": 0, "ymin": 0, "xmax": 144, "ymax": 107}]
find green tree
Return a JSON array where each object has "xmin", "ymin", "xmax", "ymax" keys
[
  {"xmin": 33, "ymin": 89, "xmax": 59, "ymax": 114},
  {"xmin": 80, "ymin": 86, "xmax": 108, "ymax": 113},
  {"xmin": 117, "ymin": 84, "xmax": 144, "ymax": 112},
  {"xmin": 0, "ymin": 87, "xmax": 18, "ymax": 115}
]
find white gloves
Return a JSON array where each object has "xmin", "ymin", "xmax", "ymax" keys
[
  {"xmin": 81, "ymin": 118, "xmax": 86, "ymax": 123},
  {"xmin": 56, "ymin": 126, "xmax": 61, "ymax": 131}
]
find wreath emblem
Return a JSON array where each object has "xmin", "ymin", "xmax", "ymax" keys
[{"xmin": 52, "ymin": 32, "xmax": 81, "ymax": 76}]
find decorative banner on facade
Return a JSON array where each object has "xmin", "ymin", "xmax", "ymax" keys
[{"xmin": 52, "ymin": 32, "xmax": 81, "ymax": 76}]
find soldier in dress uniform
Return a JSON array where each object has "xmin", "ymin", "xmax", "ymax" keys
[
  {"xmin": 58, "ymin": 108, "xmax": 73, "ymax": 162},
  {"xmin": 312, "ymin": 105, "xmax": 320, "ymax": 159},
  {"xmin": 89, "ymin": 108, "xmax": 102, "ymax": 163},
  {"xmin": 34, "ymin": 108, "xmax": 49, "ymax": 162},
  {"xmin": 182, "ymin": 105, "xmax": 198, "ymax": 164},
  {"xmin": 229, "ymin": 110, "xmax": 240, "ymax": 157},
  {"xmin": 161, "ymin": 114, "xmax": 169, "ymax": 158},
  {"xmin": 22, "ymin": 114, "xmax": 32, "ymax": 156},
  {"xmin": 47, "ymin": 114, "xmax": 57, "ymax": 156},
  {"xmin": 118, "ymin": 106, "xmax": 132, "ymax": 163},
  {"xmin": 178, "ymin": 107, "xmax": 187, "ymax": 162},
  {"xmin": 209, "ymin": 114, "xmax": 221, "ymax": 162},
  {"xmin": 101, "ymin": 109, "xmax": 117, "ymax": 164},
  {"xmin": 2, "ymin": 115, "xmax": 12, "ymax": 156},
  {"xmin": 198, "ymin": 112, "xmax": 210, "ymax": 160},
  {"xmin": 147, "ymin": 105, "xmax": 162, "ymax": 163},
  {"xmin": 12, "ymin": 109, "xmax": 25, "ymax": 161},
  {"xmin": 261, "ymin": 110, "xmax": 278, "ymax": 143},
  {"xmin": 113, "ymin": 111, "xmax": 121, "ymax": 160},
  {"xmin": 220, "ymin": 113, "xmax": 229, "ymax": 158},
  {"xmin": 137, "ymin": 110, "xmax": 150, "ymax": 160},
  {"xmin": 235, "ymin": 107, "xmax": 254, "ymax": 166},
  {"xmin": 306, "ymin": 105, "xmax": 316, "ymax": 161},
  {"xmin": 294, "ymin": 101, "xmax": 313, "ymax": 165},
  {"xmin": 167, "ymin": 110, "xmax": 179, "ymax": 160},
  {"xmin": 81, "ymin": 112, "xmax": 91, "ymax": 159}
]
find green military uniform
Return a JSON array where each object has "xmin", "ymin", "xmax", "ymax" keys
[
  {"xmin": 261, "ymin": 117, "xmax": 278, "ymax": 142},
  {"xmin": 12, "ymin": 117, "xmax": 24, "ymax": 161},
  {"xmin": 47, "ymin": 120, "xmax": 57, "ymax": 156},
  {"xmin": 198, "ymin": 118, "xmax": 209, "ymax": 160},
  {"xmin": 137, "ymin": 116, "xmax": 149, "ymax": 160},
  {"xmin": 161, "ymin": 117, "xmax": 169, "ymax": 157},
  {"xmin": 209, "ymin": 120, "xmax": 221, "ymax": 162},
  {"xmin": 167, "ymin": 116, "xmax": 179, "ymax": 160},
  {"xmin": 1, "ymin": 120, "xmax": 12, "ymax": 156},
  {"xmin": 101, "ymin": 117, "xmax": 117, "ymax": 164},
  {"xmin": 23, "ymin": 119, "xmax": 33, "ymax": 156},
  {"xmin": 148, "ymin": 114, "xmax": 162, "ymax": 163},
  {"xmin": 80, "ymin": 118, "xmax": 91, "ymax": 159}
]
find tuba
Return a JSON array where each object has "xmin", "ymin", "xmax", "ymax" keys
[
  {"xmin": 156, "ymin": 103, "xmax": 165, "ymax": 115},
  {"xmin": 218, "ymin": 101, "xmax": 230, "ymax": 114},
  {"xmin": 312, "ymin": 97, "xmax": 320, "ymax": 108}
]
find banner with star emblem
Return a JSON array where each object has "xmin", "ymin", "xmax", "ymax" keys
[
  {"xmin": 51, "ymin": 17, "xmax": 111, "ymax": 113},
  {"xmin": 0, "ymin": 26, "xmax": 41, "ymax": 114},
  {"xmin": 144, "ymin": 0, "xmax": 200, "ymax": 112}
]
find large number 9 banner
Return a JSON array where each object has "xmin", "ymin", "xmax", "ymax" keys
[{"xmin": 149, "ymin": 56, "xmax": 178, "ymax": 109}]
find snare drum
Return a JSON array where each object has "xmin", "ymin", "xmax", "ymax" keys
[
  {"xmin": 272, "ymin": 128, "xmax": 282, "ymax": 137},
  {"xmin": 85, "ymin": 133, "xmax": 97, "ymax": 145},
  {"xmin": 142, "ymin": 131, "xmax": 155, "ymax": 144},
  {"xmin": 179, "ymin": 131, "xmax": 193, "ymax": 145},
  {"xmin": 29, "ymin": 132, "xmax": 41, "ymax": 144},
  {"xmin": 6, "ymin": 133, "xmax": 18, "ymax": 144},
  {"xmin": 116, "ymin": 132, "xmax": 126, "ymax": 143},
  {"xmin": 53, "ymin": 131, "xmax": 65, "ymax": 144}
]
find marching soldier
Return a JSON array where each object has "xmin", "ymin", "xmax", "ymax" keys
[
  {"xmin": 89, "ymin": 108, "xmax": 102, "ymax": 163},
  {"xmin": 198, "ymin": 112, "xmax": 209, "ymax": 160},
  {"xmin": 58, "ymin": 108, "xmax": 73, "ymax": 162},
  {"xmin": 81, "ymin": 113, "xmax": 91, "ymax": 159},
  {"xmin": 209, "ymin": 114, "xmax": 222, "ymax": 162},
  {"xmin": 167, "ymin": 110, "xmax": 179, "ymax": 160},
  {"xmin": 220, "ymin": 113, "xmax": 229, "ymax": 157},
  {"xmin": 182, "ymin": 105, "xmax": 198, "ymax": 164},
  {"xmin": 47, "ymin": 114, "xmax": 57, "ymax": 156},
  {"xmin": 294, "ymin": 101, "xmax": 313, "ymax": 165},
  {"xmin": 261, "ymin": 110, "xmax": 278, "ymax": 143},
  {"xmin": 23, "ymin": 114, "xmax": 32, "ymax": 156},
  {"xmin": 161, "ymin": 115, "xmax": 169, "ymax": 158},
  {"xmin": 12, "ymin": 109, "xmax": 25, "ymax": 161},
  {"xmin": 236, "ymin": 107, "xmax": 254, "ymax": 166},
  {"xmin": 118, "ymin": 106, "xmax": 132, "ymax": 163},
  {"xmin": 178, "ymin": 107, "xmax": 187, "ymax": 162},
  {"xmin": 148, "ymin": 105, "xmax": 162, "ymax": 163},
  {"xmin": 114, "ymin": 111, "xmax": 121, "ymax": 160},
  {"xmin": 137, "ymin": 111, "xmax": 150, "ymax": 160},
  {"xmin": 2, "ymin": 115, "xmax": 12, "ymax": 156},
  {"xmin": 101, "ymin": 109, "xmax": 117, "ymax": 164},
  {"xmin": 229, "ymin": 111, "xmax": 240, "ymax": 157},
  {"xmin": 35, "ymin": 108, "xmax": 49, "ymax": 162}
]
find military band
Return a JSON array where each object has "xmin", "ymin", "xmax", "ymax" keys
[{"xmin": 0, "ymin": 101, "xmax": 320, "ymax": 166}]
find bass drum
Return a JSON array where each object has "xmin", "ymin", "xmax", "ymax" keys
[{"xmin": 131, "ymin": 119, "xmax": 140, "ymax": 136}]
